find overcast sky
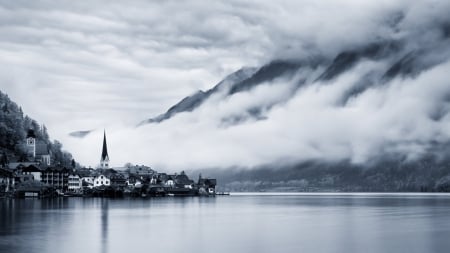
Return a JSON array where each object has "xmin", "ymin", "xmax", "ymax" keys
[{"xmin": 1, "ymin": 0, "xmax": 449, "ymax": 170}]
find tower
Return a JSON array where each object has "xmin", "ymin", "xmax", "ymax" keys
[
  {"xmin": 100, "ymin": 130, "xmax": 109, "ymax": 169},
  {"xmin": 26, "ymin": 129, "xmax": 36, "ymax": 158}
]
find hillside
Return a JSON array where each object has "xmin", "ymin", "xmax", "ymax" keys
[
  {"xmin": 139, "ymin": 30, "xmax": 450, "ymax": 127},
  {"xmin": 0, "ymin": 90, "xmax": 75, "ymax": 167},
  {"xmin": 138, "ymin": 67, "xmax": 258, "ymax": 125},
  {"xmin": 191, "ymin": 153, "xmax": 450, "ymax": 192}
]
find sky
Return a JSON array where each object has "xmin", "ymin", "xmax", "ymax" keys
[{"xmin": 1, "ymin": 0, "xmax": 450, "ymax": 171}]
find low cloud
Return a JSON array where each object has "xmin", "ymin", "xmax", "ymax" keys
[{"xmin": 69, "ymin": 130, "xmax": 94, "ymax": 138}]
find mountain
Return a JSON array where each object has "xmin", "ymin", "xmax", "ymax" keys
[
  {"xmin": 138, "ymin": 67, "xmax": 258, "ymax": 125},
  {"xmin": 140, "ymin": 29, "xmax": 449, "ymax": 127},
  {"xmin": 139, "ymin": 59, "xmax": 322, "ymax": 125}
]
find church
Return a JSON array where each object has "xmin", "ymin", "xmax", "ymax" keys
[
  {"xmin": 99, "ymin": 130, "xmax": 110, "ymax": 169},
  {"xmin": 25, "ymin": 129, "xmax": 51, "ymax": 165},
  {"xmin": 93, "ymin": 130, "xmax": 112, "ymax": 187}
]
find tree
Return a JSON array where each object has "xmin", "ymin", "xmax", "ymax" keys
[
  {"xmin": 42, "ymin": 125, "xmax": 50, "ymax": 144},
  {"xmin": 2, "ymin": 102, "xmax": 8, "ymax": 113},
  {"xmin": 0, "ymin": 151, "xmax": 8, "ymax": 167},
  {"xmin": 0, "ymin": 90, "xmax": 77, "ymax": 167}
]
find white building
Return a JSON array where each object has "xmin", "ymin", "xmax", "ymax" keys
[
  {"xmin": 165, "ymin": 179, "xmax": 174, "ymax": 187},
  {"xmin": 93, "ymin": 174, "xmax": 110, "ymax": 187},
  {"xmin": 126, "ymin": 178, "xmax": 142, "ymax": 188},
  {"xmin": 68, "ymin": 174, "xmax": 82, "ymax": 192},
  {"xmin": 81, "ymin": 177, "xmax": 94, "ymax": 189},
  {"xmin": 25, "ymin": 129, "xmax": 51, "ymax": 166}
]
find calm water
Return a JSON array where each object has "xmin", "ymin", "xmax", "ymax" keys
[{"xmin": 1, "ymin": 193, "xmax": 450, "ymax": 253}]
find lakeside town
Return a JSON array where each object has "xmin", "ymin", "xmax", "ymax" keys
[{"xmin": 0, "ymin": 129, "xmax": 217, "ymax": 198}]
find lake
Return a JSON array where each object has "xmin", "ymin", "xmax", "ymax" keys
[{"xmin": 1, "ymin": 193, "xmax": 450, "ymax": 253}]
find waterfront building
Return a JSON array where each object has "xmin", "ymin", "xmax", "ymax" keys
[
  {"xmin": 41, "ymin": 167, "xmax": 69, "ymax": 190},
  {"xmin": 175, "ymin": 172, "xmax": 195, "ymax": 189},
  {"xmin": 126, "ymin": 175, "xmax": 142, "ymax": 187},
  {"xmin": 93, "ymin": 174, "xmax": 110, "ymax": 187},
  {"xmin": 19, "ymin": 164, "xmax": 42, "ymax": 181},
  {"xmin": 165, "ymin": 176, "xmax": 175, "ymax": 187},
  {"xmin": 110, "ymin": 173, "xmax": 127, "ymax": 187},
  {"xmin": 198, "ymin": 175, "xmax": 217, "ymax": 195},
  {"xmin": 68, "ymin": 174, "xmax": 82, "ymax": 192},
  {"xmin": 81, "ymin": 176, "xmax": 94, "ymax": 188}
]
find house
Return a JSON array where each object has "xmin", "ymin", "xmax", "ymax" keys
[
  {"xmin": 157, "ymin": 173, "xmax": 169, "ymax": 185},
  {"xmin": 198, "ymin": 175, "xmax": 217, "ymax": 195},
  {"xmin": 175, "ymin": 172, "xmax": 195, "ymax": 189},
  {"xmin": 165, "ymin": 175, "xmax": 175, "ymax": 187},
  {"xmin": 41, "ymin": 167, "xmax": 70, "ymax": 190},
  {"xmin": 126, "ymin": 175, "xmax": 142, "ymax": 188},
  {"xmin": 150, "ymin": 176, "xmax": 157, "ymax": 185},
  {"xmin": 20, "ymin": 164, "xmax": 42, "ymax": 181},
  {"xmin": 81, "ymin": 177, "xmax": 94, "ymax": 189},
  {"xmin": 110, "ymin": 173, "xmax": 127, "ymax": 187},
  {"xmin": 8, "ymin": 163, "xmax": 42, "ymax": 186},
  {"xmin": 93, "ymin": 174, "xmax": 110, "ymax": 187},
  {"xmin": 68, "ymin": 174, "xmax": 82, "ymax": 192}
]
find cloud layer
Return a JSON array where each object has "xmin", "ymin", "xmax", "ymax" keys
[{"xmin": 0, "ymin": 0, "xmax": 449, "ymax": 170}]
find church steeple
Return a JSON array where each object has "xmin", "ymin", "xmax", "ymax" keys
[
  {"xmin": 100, "ymin": 130, "xmax": 109, "ymax": 169},
  {"xmin": 26, "ymin": 129, "xmax": 36, "ymax": 158}
]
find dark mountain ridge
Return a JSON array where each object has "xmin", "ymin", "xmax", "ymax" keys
[
  {"xmin": 140, "ymin": 34, "xmax": 448, "ymax": 126},
  {"xmin": 138, "ymin": 66, "xmax": 258, "ymax": 125}
]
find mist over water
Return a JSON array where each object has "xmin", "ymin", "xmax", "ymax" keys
[{"xmin": 2, "ymin": 194, "xmax": 450, "ymax": 253}]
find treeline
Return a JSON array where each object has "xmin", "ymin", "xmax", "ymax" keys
[
  {"xmin": 196, "ymin": 154, "xmax": 450, "ymax": 192},
  {"xmin": 0, "ymin": 90, "xmax": 75, "ymax": 167}
]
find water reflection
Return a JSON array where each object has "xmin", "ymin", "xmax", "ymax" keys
[
  {"xmin": 1, "ymin": 194, "xmax": 450, "ymax": 253},
  {"xmin": 101, "ymin": 199, "xmax": 108, "ymax": 253}
]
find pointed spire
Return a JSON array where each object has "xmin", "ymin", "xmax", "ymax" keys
[{"xmin": 101, "ymin": 130, "xmax": 109, "ymax": 161}]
